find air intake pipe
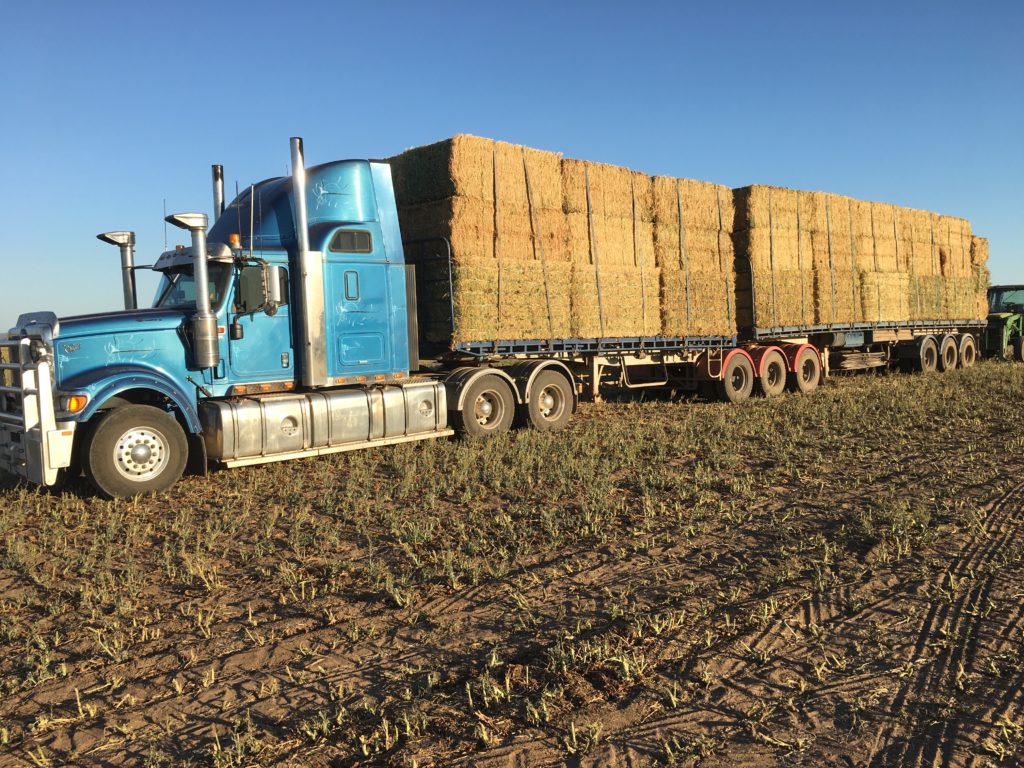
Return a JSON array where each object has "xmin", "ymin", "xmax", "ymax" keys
[
  {"xmin": 165, "ymin": 212, "xmax": 219, "ymax": 370},
  {"xmin": 212, "ymin": 164, "xmax": 225, "ymax": 223},
  {"xmin": 96, "ymin": 230, "xmax": 138, "ymax": 310},
  {"xmin": 291, "ymin": 137, "xmax": 328, "ymax": 387}
]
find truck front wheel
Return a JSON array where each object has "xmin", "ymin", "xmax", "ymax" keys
[{"xmin": 83, "ymin": 405, "xmax": 188, "ymax": 498}]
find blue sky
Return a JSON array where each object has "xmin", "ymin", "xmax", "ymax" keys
[{"xmin": 1, "ymin": 0, "xmax": 1021, "ymax": 319}]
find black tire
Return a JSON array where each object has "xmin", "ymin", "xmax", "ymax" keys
[
  {"xmin": 716, "ymin": 354, "xmax": 754, "ymax": 404},
  {"xmin": 916, "ymin": 337, "xmax": 938, "ymax": 373},
  {"xmin": 522, "ymin": 370, "xmax": 573, "ymax": 431},
  {"xmin": 937, "ymin": 335, "xmax": 958, "ymax": 372},
  {"xmin": 1014, "ymin": 338, "xmax": 1024, "ymax": 363},
  {"xmin": 757, "ymin": 349, "xmax": 788, "ymax": 398},
  {"xmin": 83, "ymin": 405, "xmax": 188, "ymax": 498},
  {"xmin": 453, "ymin": 374, "xmax": 515, "ymax": 438},
  {"xmin": 787, "ymin": 347, "xmax": 821, "ymax": 394},
  {"xmin": 958, "ymin": 334, "xmax": 977, "ymax": 368}
]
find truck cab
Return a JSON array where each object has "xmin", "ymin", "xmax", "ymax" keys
[{"xmin": 0, "ymin": 140, "xmax": 451, "ymax": 497}]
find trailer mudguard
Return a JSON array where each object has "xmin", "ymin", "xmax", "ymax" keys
[
  {"xmin": 746, "ymin": 345, "xmax": 789, "ymax": 376},
  {"xmin": 779, "ymin": 343, "xmax": 818, "ymax": 372},
  {"xmin": 695, "ymin": 348, "xmax": 756, "ymax": 381}
]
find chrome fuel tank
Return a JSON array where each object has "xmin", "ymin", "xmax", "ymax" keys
[{"xmin": 201, "ymin": 380, "xmax": 448, "ymax": 463}]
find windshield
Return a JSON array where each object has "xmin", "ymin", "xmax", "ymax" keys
[
  {"xmin": 153, "ymin": 263, "xmax": 232, "ymax": 310},
  {"xmin": 988, "ymin": 287, "xmax": 1024, "ymax": 314}
]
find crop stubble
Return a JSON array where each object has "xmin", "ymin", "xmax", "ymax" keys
[{"xmin": 0, "ymin": 363, "xmax": 1022, "ymax": 766}]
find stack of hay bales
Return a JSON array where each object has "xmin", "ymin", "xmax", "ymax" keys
[
  {"xmin": 970, "ymin": 236, "xmax": 992, "ymax": 318},
  {"xmin": 561, "ymin": 159, "xmax": 660, "ymax": 338},
  {"xmin": 652, "ymin": 178, "xmax": 736, "ymax": 337},
  {"xmin": 733, "ymin": 185, "xmax": 987, "ymax": 329},
  {"xmin": 390, "ymin": 135, "xmax": 731, "ymax": 344},
  {"xmin": 733, "ymin": 186, "xmax": 815, "ymax": 328},
  {"xmin": 389, "ymin": 135, "xmax": 570, "ymax": 343}
]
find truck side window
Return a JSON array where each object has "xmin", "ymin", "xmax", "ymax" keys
[{"xmin": 328, "ymin": 230, "xmax": 372, "ymax": 253}]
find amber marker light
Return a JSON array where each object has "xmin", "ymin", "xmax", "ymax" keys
[
  {"xmin": 63, "ymin": 395, "xmax": 89, "ymax": 413},
  {"xmin": 229, "ymin": 233, "xmax": 241, "ymax": 249}
]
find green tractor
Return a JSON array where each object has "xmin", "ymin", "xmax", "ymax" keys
[{"xmin": 985, "ymin": 284, "xmax": 1024, "ymax": 361}]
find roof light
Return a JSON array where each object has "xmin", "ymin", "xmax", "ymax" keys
[{"xmin": 229, "ymin": 233, "xmax": 241, "ymax": 249}]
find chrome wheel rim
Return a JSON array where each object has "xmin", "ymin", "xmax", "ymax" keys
[
  {"xmin": 537, "ymin": 385, "xmax": 564, "ymax": 421},
  {"xmin": 474, "ymin": 390, "xmax": 503, "ymax": 429},
  {"xmin": 113, "ymin": 426, "xmax": 169, "ymax": 481}
]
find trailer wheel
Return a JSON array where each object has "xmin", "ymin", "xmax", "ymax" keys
[
  {"xmin": 454, "ymin": 374, "xmax": 515, "ymax": 438},
  {"xmin": 958, "ymin": 334, "xmax": 977, "ymax": 368},
  {"xmin": 717, "ymin": 354, "xmax": 754, "ymax": 404},
  {"xmin": 83, "ymin": 405, "xmax": 188, "ymax": 498},
  {"xmin": 938, "ymin": 335, "xmax": 958, "ymax": 372},
  {"xmin": 522, "ymin": 371, "xmax": 573, "ymax": 432},
  {"xmin": 787, "ymin": 347, "xmax": 821, "ymax": 394},
  {"xmin": 758, "ymin": 349, "xmax": 788, "ymax": 398},
  {"xmin": 916, "ymin": 337, "xmax": 938, "ymax": 373}
]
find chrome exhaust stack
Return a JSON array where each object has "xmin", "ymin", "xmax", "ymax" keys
[
  {"xmin": 211, "ymin": 164, "xmax": 225, "ymax": 223},
  {"xmin": 290, "ymin": 137, "xmax": 328, "ymax": 387},
  {"xmin": 96, "ymin": 230, "xmax": 138, "ymax": 310},
  {"xmin": 165, "ymin": 212, "xmax": 219, "ymax": 370}
]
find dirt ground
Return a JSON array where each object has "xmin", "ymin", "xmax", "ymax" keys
[{"xmin": 0, "ymin": 363, "xmax": 1022, "ymax": 767}]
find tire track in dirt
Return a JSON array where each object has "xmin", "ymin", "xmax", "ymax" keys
[{"xmin": 870, "ymin": 478, "xmax": 1024, "ymax": 767}]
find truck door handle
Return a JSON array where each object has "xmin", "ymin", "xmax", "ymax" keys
[{"xmin": 344, "ymin": 270, "xmax": 360, "ymax": 301}]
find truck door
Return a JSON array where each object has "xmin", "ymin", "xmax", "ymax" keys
[
  {"xmin": 323, "ymin": 225, "xmax": 395, "ymax": 379},
  {"xmin": 226, "ymin": 263, "xmax": 294, "ymax": 381}
]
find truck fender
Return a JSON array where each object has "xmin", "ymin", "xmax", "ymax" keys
[
  {"xmin": 746, "ymin": 345, "xmax": 789, "ymax": 376},
  {"xmin": 695, "ymin": 348, "xmax": 756, "ymax": 381},
  {"xmin": 72, "ymin": 372, "xmax": 201, "ymax": 433},
  {"xmin": 502, "ymin": 360, "xmax": 578, "ymax": 412},
  {"xmin": 443, "ymin": 367, "xmax": 522, "ymax": 411}
]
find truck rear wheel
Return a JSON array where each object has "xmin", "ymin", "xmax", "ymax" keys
[
  {"xmin": 83, "ymin": 405, "xmax": 188, "ymax": 498},
  {"xmin": 787, "ymin": 347, "xmax": 821, "ymax": 394},
  {"xmin": 938, "ymin": 335, "xmax": 958, "ymax": 372},
  {"xmin": 958, "ymin": 334, "xmax": 977, "ymax": 368},
  {"xmin": 717, "ymin": 354, "xmax": 754, "ymax": 404},
  {"xmin": 757, "ymin": 349, "xmax": 787, "ymax": 398},
  {"xmin": 454, "ymin": 375, "xmax": 515, "ymax": 438},
  {"xmin": 916, "ymin": 337, "xmax": 938, "ymax": 373},
  {"xmin": 522, "ymin": 371, "xmax": 573, "ymax": 431}
]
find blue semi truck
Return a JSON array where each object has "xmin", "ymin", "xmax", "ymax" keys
[{"xmin": 0, "ymin": 138, "xmax": 988, "ymax": 497}]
